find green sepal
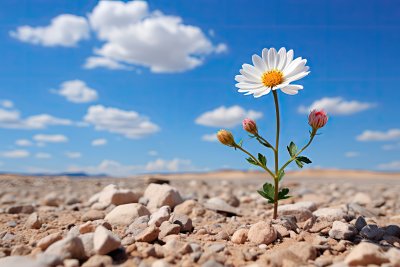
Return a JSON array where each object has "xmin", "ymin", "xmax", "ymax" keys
[
  {"xmin": 246, "ymin": 157, "xmax": 258, "ymax": 166},
  {"xmin": 296, "ymin": 156, "xmax": 312, "ymax": 164},
  {"xmin": 257, "ymin": 153, "xmax": 267, "ymax": 167},
  {"xmin": 256, "ymin": 137, "xmax": 273, "ymax": 148},
  {"xmin": 278, "ymin": 169, "xmax": 285, "ymax": 181}
]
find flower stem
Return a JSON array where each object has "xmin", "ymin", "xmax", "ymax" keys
[
  {"xmin": 279, "ymin": 130, "xmax": 317, "ymax": 172},
  {"xmin": 272, "ymin": 90, "xmax": 280, "ymax": 219},
  {"xmin": 235, "ymin": 145, "xmax": 275, "ymax": 178}
]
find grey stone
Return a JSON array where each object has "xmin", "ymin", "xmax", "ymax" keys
[
  {"xmin": 45, "ymin": 236, "xmax": 86, "ymax": 260},
  {"xmin": 93, "ymin": 226, "xmax": 121, "ymax": 255},
  {"xmin": 354, "ymin": 216, "xmax": 367, "ymax": 231},
  {"xmin": 169, "ymin": 213, "xmax": 193, "ymax": 232},
  {"xmin": 329, "ymin": 221, "xmax": 357, "ymax": 240},
  {"xmin": 144, "ymin": 183, "xmax": 183, "ymax": 210},
  {"xmin": 105, "ymin": 203, "xmax": 150, "ymax": 226},
  {"xmin": 360, "ymin": 224, "xmax": 385, "ymax": 241}
]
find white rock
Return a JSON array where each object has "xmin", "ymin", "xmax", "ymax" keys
[
  {"xmin": 231, "ymin": 229, "xmax": 248, "ymax": 244},
  {"xmin": 329, "ymin": 221, "xmax": 357, "ymax": 240},
  {"xmin": 25, "ymin": 212, "xmax": 42, "ymax": 229},
  {"xmin": 248, "ymin": 221, "xmax": 277, "ymax": 245},
  {"xmin": 313, "ymin": 208, "xmax": 347, "ymax": 221},
  {"xmin": 105, "ymin": 203, "xmax": 150, "ymax": 226},
  {"xmin": 0, "ymin": 256, "xmax": 43, "ymax": 267},
  {"xmin": 80, "ymin": 233, "xmax": 95, "ymax": 258},
  {"xmin": 278, "ymin": 203, "xmax": 313, "ymax": 222},
  {"xmin": 144, "ymin": 183, "xmax": 183, "ymax": 210},
  {"xmin": 93, "ymin": 226, "xmax": 121, "ymax": 255},
  {"xmin": 344, "ymin": 242, "xmax": 389, "ymax": 266},
  {"xmin": 148, "ymin": 206, "xmax": 171, "ymax": 226},
  {"xmin": 45, "ymin": 236, "xmax": 86, "ymax": 260},
  {"xmin": 352, "ymin": 192, "xmax": 372, "ymax": 206},
  {"xmin": 97, "ymin": 184, "xmax": 139, "ymax": 206}
]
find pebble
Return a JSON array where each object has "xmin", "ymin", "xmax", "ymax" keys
[
  {"xmin": 231, "ymin": 228, "xmax": 248, "ymax": 244},
  {"xmin": 10, "ymin": 245, "xmax": 31, "ymax": 256},
  {"xmin": 64, "ymin": 259, "xmax": 80, "ymax": 267},
  {"xmin": 354, "ymin": 216, "xmax": 367, "ymax": 231},
  {"xmin": 344, "ymin": 242, "xmax": 389, "ymax": 266},
  {"xmin": 81, "ymin": 210, "xmax": 105, "ymax": 222},
  {"xmin": 45, "ymin": 236, "xmax": 86, "ymax": 260},
  {"xmin": 329, "ymin": 221, "xmax": 357, "ymax": 240},
  {"xmin": 278, "ymin": 204, "xmax": 313, "ymax": 222},
  {"xmin": 43, "ymin": 192, "xmax": 60, "ymax": 206},
  {"xmin": 385, "ymin": 224, "xmax": 400, "ymax": 237},
  {"xmin": 313, "ymin": 208, "xmax": 347, "ymax": 221},
  {"xmin": 144, "ymin": 183, "xmax": 183, "ymax": 210},
  {"xmin": 351, "ymin": 192, "xmax": 372, "ymax": 206},
  {"xmin": 360, "ymin": 224, "xmax": 385, "ymax": 241},
  {"xmin": 93, "ymin": 225, "xmax": 121, "ymax": 255},
  {"xmin": 97, "ymin": 184, "xmax": 139, "ymax": 206},
  {"xmin": 82, "ymin": 255, "xmax": 113, "ymax": 267},
  {"xmin": 170, "ymin": 213, "xmax": 193, "ymax": 232},
  {"xmin": 105, "ymin": 203, "xmax": 150, "ymax": 225},
  {"xmin": 135, "ymin": 224, "xmax": 160, "ymax": 242},
  {"xmin": 7, "ymin": 205, "xmax": 34, "ymax": 214},
  {"xmin": 25, "ymin": 212, "xmax": 42, "ymax": 229},
  {"xmin": 158, "ymin": 221, "xmax": 181, "ymax": 239},
  {"xmin": 0, "ymin": 256, "xmax": 43, "ymax": 267},
  {"xmin": 207, "ymin": 243, "xmax": 225, "ymax": 253},
  {"xmin": 37, "ymin": 232, "xmax": 63, "ymax": 250},
  {"xmin": 248, "ymin": 221, "xmax": 277, "ymax": 245},
  {"xmin": 148, "ymin": 206, "xmax": 171, "ymax": 226},
  {"xmin": 80, "ymin": 233, "xmax": 95, "ymax": 258}
]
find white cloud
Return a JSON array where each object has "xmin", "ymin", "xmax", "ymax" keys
[
  {"xmin": 378, "ymin": 160, "xmax": 400, "ymax": 170},
  {"xmin": 148, "ymin": 150, "xmax": 158, "ymax": 156},
  {"xmin": 33, "ymin": 134, "xmax": 68, "ymax": 143},
  {"xmin": 195, "ymin": 105, "xmax": 263, "ymax": 128},
  {"xmin": 15, "ymin": 139, "xmax": 33, "ymax": 146},
  {"xmin": 83, "ymin": 57, "xmax": 132, "ymax": 70},
  {"xmin": 1, "ymin": 149, "xmax": 30, "ymax": 158},
  {"xmin": 357, "ymin": 129, "xmax": 400, "ymax": 142},
  {"xmin": 35, "ymin": 152, "xmax": 52, "ymax": 159},
  {"xmin": 298, "ymin": 97, "xmax": 375, "ymax": 115},
  {"xmin": 53, "ymin": 80, "xmax": 98, "ymax": 103},
  {"xmin": 145, "ymin": 158, "xmax": 192, "ymax": 172},
  {"xmin": 1, "ymin": 100, "xmax": 14, "ymax": 108},
  {"xmin": 382, "ymin": 142, "xmax": 400, "ymax": 151},
  {"xmin": 91, "ymin": 138, "xmax": 107, "ymax": 146},
  {"xmin": 87, "ymin": 1, "xmax": 226, "ymax": 73},
  {"xmin": 0, "ymin": 108, "xmax": 72, "ymax": 129},
  {"xmin": 10, "ymin": 14, "xmax": 90, "ymax": 47},
  {"xmin": 345, "ymin": 151, "xmax": 360, "ymax": 158},
  {"xmin": 65, "ymin": 152, "xmax": 82, "ymax": 159},
  {"xmin": 202, "ymin": 133, "xmax": 218, "ymax": 142},
  {"xmin": 84, "ymin": 105, "xmax": 159, "ymax": 139}
]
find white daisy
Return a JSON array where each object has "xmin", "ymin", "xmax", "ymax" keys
[{"xmin": 235, "ymin": 47, "xmax": 310, "ymax": 97}]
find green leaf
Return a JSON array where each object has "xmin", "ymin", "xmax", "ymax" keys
[
  {"xmin": 278, "ymin": 188, "xmax": 291, "ymax": 200},
  {"xmin": 246, "ymin": 157, "xmax": 258, "ymax": 166},
  {"xmin": 278, "ymin": 170, "xmax": 285, "ymax": 181},
  {"xmin": 257, "ymin": 153, "xmax": 267, "ymax": 167},
  {"xmin": 257, "ymin": 190, "xmax": 274, "ymax": 202},
  {"xmin": 287, "ymin": 142, "xmax": 297, "ymax": 157},
  {"xmin": 256, "ymin": 137, "xmax": 273, "ymax": 148},
  {"xmin": 296, "ymin": 156, "xmax": 312, "ymax": 164},
  {"xmin": 295, "ymin": 159, "xmax": 304, "ymax": 168},
  {"xmin": 262, "ymin": 182, "xmax": 275, "ymax": 199}
]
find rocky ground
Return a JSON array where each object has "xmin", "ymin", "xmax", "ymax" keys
[{"xmin": 0, "ymin": 171, "xmax": 399, "ymax": 267}]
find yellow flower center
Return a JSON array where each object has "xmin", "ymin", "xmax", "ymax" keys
[{"xmin": 261, "ymin": 70, "xmax": 284, "ymax": 88}]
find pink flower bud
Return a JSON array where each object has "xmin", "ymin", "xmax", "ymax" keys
[
  {"xmin": 308, "ymin": 109, "xmax": 328, "ymax": 130},
  {"xmin": 217, "ymin": 129, "xmax": 235, "ymax": 146},
  {"xmin": 242, "ymin": 118, "xmax": 258, "ymax": 135}
]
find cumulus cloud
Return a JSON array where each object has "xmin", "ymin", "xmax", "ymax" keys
[
  {"xmin": 10, "ymin": 14, "xmax": 90, "ymax": 47},
  {"xmin": 0, "ymin": 107, "xmax": 72, "ymax": 130},
  {"xmin": 53, "ymin": 80, "xmax": 98, "ymax": 103},
  {"xmin": 87, "ymin": 1, "xmax": 226, "ymax": 72},
  {"xmin": 35, "ymin": 152, "xmax": 52, "ymax": 159},
  {"xmin": 145, "ymin": 158, "xmax": 192, "ymax": 172},
  {"xmin": 345, "ymin": 151, "xmax": 360, "ymax": 158},
  {"xmin": 84, "ymin": 105, "xmax": 159, "ymax": 139},
  {"xmin": 298, "ymin": 97, "xmax": 375, "ymax": 115},
  {"xmin": 83, "ymin": 57, "xmax": 132, "ymax": 70},
  {"xmin": 33, "ymin": 134, "xmax": 68, "ymax": 143},
  {"xmin": 357, "ymin": 129, "xmax": 400, "ymax": 142},
  {"xmin": 377, "ymin": 160, "xmax": 400, "ymax": 171},
  {"xmin": 91, "ymin": 138, "xmax": 107, "ymax": 146},
  {"xmin": 65, "ymin": 152, "xmax": 82, "ymax": 159},
  {"xmin": 15, "ymin": 139, "xmax": 33, "ymax": 146},
  {"xmin": 1, "ymin": 149, "xmax": 30, "ymax": 158},
  {"xmin": 0, "ymin": 100, "xmax": 14, "ymax": 108},
  {"xmin": 382, "ymin": 142, "xmax": 400, "ymax": 151},
  {"xmin": 195, "ymin": 105, "xmax": 263, "ymax": 128},
  {"xmin": 202, "ymin": 133, "xmax": 218, "ymax": 142}
]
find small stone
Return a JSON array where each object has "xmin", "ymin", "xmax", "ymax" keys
[
  {"xmin": 158, "ymin": 221, "xmax": 181, "ymax": 239},
  {"xmin": 79, "ymin": 221, "xmax": 96, "ymax": 234},
  {"xmin": 386, "ymin": 247, "xmax": 400, "ymax": 266},
  {"xmin": 231, "ymin": 228, "xmax": 248, "ymax": 244},
  {"xmin": 105, "ymin": 203, "xmax": 150, "ymax": 226},
  {"xmin": 81, "ymin": 210, "xmax": 105, "ymax": 222},
  {"xmin": 82, "ymin": 255, "xmax": 113, "ymax": 267},
  {"xmin": 135, "ymin": 225, "xmax": 160, "ymax": 243},
  {"xmin": 174, "ymin": 200, "xmax": 199, "ymax": 215},
  {"xmin": 65, "ymin": 197, "xmax": 81, "ymax": 205},
  {"xmin": 7, "ymin": 205, "xmax": 34, "ymax": 214},
  {"xmin": 148, "ymin": 206, "xmax": 171, "ymax": 226},
  {"xmin": 204, "ymin": 197, "xmax": 239, "ymax": 215},
  {"xmin": 126, "ymin": 215, "xmax": 149, "ymax": 236},
  {"xmin": 10, "ymin": 245, "xmax": 31, "ymax": 256},
  {"xmin": 93, "ymin": 226, "xmax": 121, "ymax": 255},
  {"xmin": 201, "ymin": 259, "xmax": 224, "ymax": 267},
  {"xmin": 354, "ymin": 216, "xmax": 367, "ymax": 231},
  {"xmin": 288, "ymin": 242, "xmax": 317, "ymax": 261},
  {"xmin": 25, "ymin": 212, "xmax": 42, "ymax": 229},
  {"xmin": 37, "ymin": 232, "xmax": 63, "ymax": 250},
  {"xmin": 207, "ymin": 243, "xmax": 225, "ymax": 253},
  {"xmin": 163, "ymin": 239, "xmax": 192, "ymax": 255},
  {"xmin": 64, "ymin": 259, "xmax": 79, "ymax": 267},
  {"xmin": 278, "ymin": 204, "xmax": 313, "ymax": 222},
  {"xmin": 360, "ymin": 224, "xmax": 385, "ymax": 241},
  {"xmin": 352, "ymin": 192, "xmax": 372, "ymax": 206},
  {"xmin": 385, "ymin": 224, "xmax": 400, "ymax": 237},
  {"xmin": 344, "ymin": 242, "xmax": 389, "ymax": 266},
  {"xmin": 144, "ymin": 183, "xmax": 183, "ymax": 210},
  {"xmin": 97, "ymin": 184, "xmax": 139, "ymax": 206},
  {"xmin": 43, "ymin": 192, "xmax": 60, "ymax": 207},
  {"xmin": 273, "ymin": 224, "xmax": 290, "ymax": 238},
  {"xmin": 0, "ymin": 256, "xmax": 43, "ymax": 267},
  {"xmin": 329, "ymin": 221, "xmax": 357, "ymax": 240},
  {"xmin": 219, "ymin": 193, "xmax": 240, "ymax": 207},
  {"xmin": 80, "ymin": 233, "xmax": 95, "ymax": 258},
  {"xmin": 248, "ymin": 221, "xmax": 277, "ymax": 245},
  {"xmin": 313, "ymin": 208, "xmax": 347, "ymax": 221},
  {"xmin": 169, "ymin": 213, "xmax": 193, "ymax": 232},
  {"xmin": 45, "ymin": 236, "xmax": 86, "ymax": 260}
]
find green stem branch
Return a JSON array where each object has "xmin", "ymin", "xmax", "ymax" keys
[{"xmin": 236, "ymin": 146, "xmax": 275, "ymax": 178}]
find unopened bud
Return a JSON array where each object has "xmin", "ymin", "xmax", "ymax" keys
[
  {"xmin": 308, "ymin": 109, "xmax": 328, "ymax": 130},
  {"xmin": 217, "ymin": 129, "xmax": 236, "ymax": 146},
  {"xmin": 242, "ymin": 118, "xmax": 258, "ymax": 135}
]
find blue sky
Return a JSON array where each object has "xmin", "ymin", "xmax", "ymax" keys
[{"xmin": 0, "ymin": 0, "xmax": 399, "ymax": 175}]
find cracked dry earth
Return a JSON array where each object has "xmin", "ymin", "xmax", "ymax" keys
[{"xmin": 0, "ymin": 172, "xmax": 399, "ymax": 267}]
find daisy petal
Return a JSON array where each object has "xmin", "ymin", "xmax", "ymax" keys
[
  {"xmin": 284, "ymin": 49, "xmax": 294, "ymax": 69},
  {"xmin": 268, "ymin": 48, "xmax": 277, "ymax": 69},
  {"xmin": 252, "ymin": 54, "xmax": 267, "ymax": 73},
  {"xmin": 235, "ymin": 82, "xmax": 264, "ymax": 89},
  {"xmin": 240, "ymin": 69, "xmax": 260, "ymax": 82},
  {"xmin": 262, "ymin": 48, "xmax": 270, "ymax": 70},
  {"xmin": 285, "ymin": 71, "xmax": 310, "ymax": 83},
  {"xmin": 280, "ymin": 85, "xmax": 302, "ymax": 95},
  {"xmin": 282, "ymin": 57, "xmax": 303, "ymax": 75},
  {"xmin": 242, "ymin": 63, "xmax": 262, "ymax": 77},
  {"xmin": 284, "ymin": 59, "xmax": 308, "ymax": 78},
  {"xmin": 253, "ymin": 87, "xmax": 271, "ymax": 98},
  {"xmin": 277, "ymin": 48, "xmax": 287, "ymax": 71}
]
